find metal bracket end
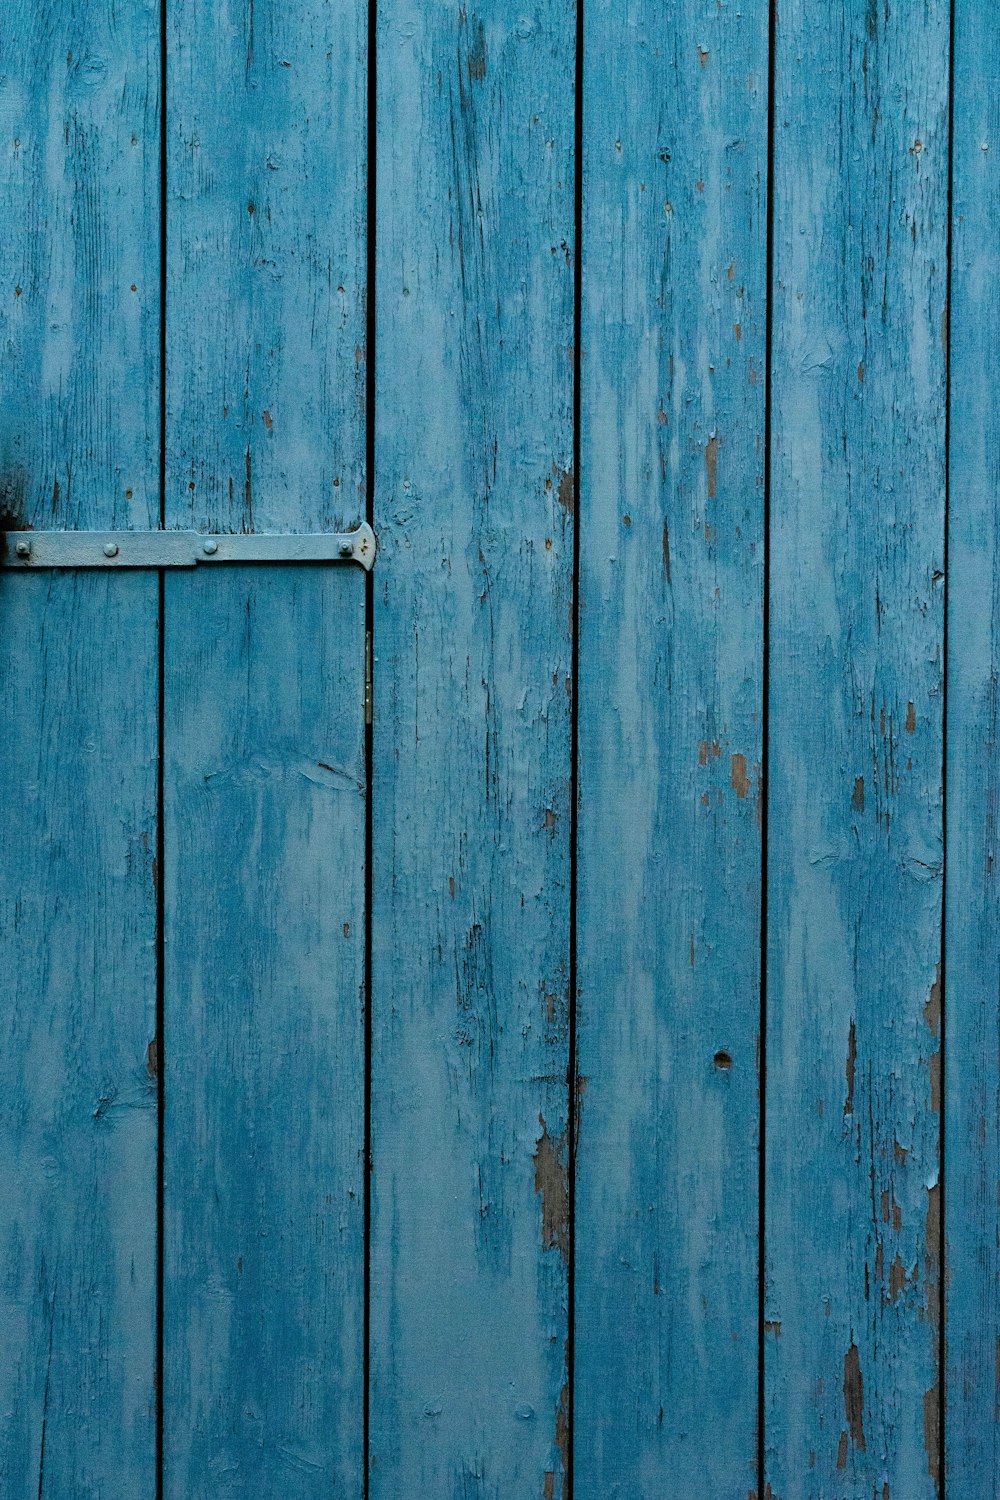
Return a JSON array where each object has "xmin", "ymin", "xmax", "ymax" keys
[{"xmin": 2, "ymin": 521, "xmax": 377, "ymax": 572}]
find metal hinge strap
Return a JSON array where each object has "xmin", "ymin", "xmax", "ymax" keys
[{"xmin": 1, "ymin": 522, "xmax": 376, "ymax": 572}]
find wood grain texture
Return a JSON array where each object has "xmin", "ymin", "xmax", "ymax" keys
[
  {"xmin": 575, "ymin": 3, "xmax": 767, "ymax": 1494},
  {"xmin": 0, "ymin": 573, "xmax": 159, "ymax": 1496},
  {"xmin": 0, "ymin": 0, "xmax": 160, "ymax": 530},
  {"xmin": 162, "ymin": 567, "xmax": 366, "ymax": 1498},
  {"xmin": 163, "ymin": 0, "xmax": 368, "ymax": 1486},
  {"xmin": 944, "ymin": 9, "xmax": 1000, "ymax": 1494},
  {"xmin": 370, "ymin": 4, "xmax": 575, "ymax": 1493},
  {"xmin": 166, "ymin": 0, "xmax": 367, "ymax": 533},
  {"xmin": 765, "ymin": 2, "xmax": 949, "ymax": 1495},
  {"xmin": 0, "ymin": 0, "xmax": 160, "ymax": 1488}
]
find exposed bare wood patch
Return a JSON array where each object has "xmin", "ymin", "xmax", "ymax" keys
[
  {"xmin": 534, "ymin": 1115, "xmax": 569, "ymax": 1263},
  {"xmin": 705, "ymin": 434, "xmax": 718, "ymax": 497},
  {"xmin": 843, "ymin": 1343, "xmax": 867, "ymax": 1451}
]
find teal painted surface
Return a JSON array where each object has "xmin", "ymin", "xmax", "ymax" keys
[
  {"xmin": 0, "ymin": 575, "xmax": 159, "ymax": 1495},
  {"xmin": 765, "ymin": 1, "xmax": 949, "ymax": 1495},
  {"xmin": 0, "ymin": 0, "xmax": 160, "ymax": 530},
  {"xmin": 0, "ymin": 0, "xmax": 160, "ymax": 1488},
  {"xmin": 370, "ymin": 3, "xmax": 575, "ymax": 1493},
  {"xmin": 576, "ymin": 1, "xmax": 767, "ymax": 1493},
  {"xmin": 162, "ymin": 567, "xmax": 366, "ymax": 1498},
  {"xmin": 945, "ymin": 6, "xmax": 1000, "ymax": 1492},
  {"xmin": 162, "ymin": 0, "xmax": 368, "ymax": 1487},
  {"xmin": 166, "ymin": 0, "xmax": 367, "ymax": 532},
  {"xmin": 5, "ymin": 0, "xmax": 1000, "ymax": 1494}
]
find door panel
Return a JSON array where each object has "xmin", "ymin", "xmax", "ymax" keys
[
  {"xmin": 0, "ymin": 0, "xmax": 161, "ymax": 1485},
  {"xmin": 0, "ymin": 572, "xmax": 159, "ymax": 1494},
  {"xmin": 765, "ymin": 3, "xmax": 948, "ymax": 1494},
  {"xmin": 0, "ymin": 0, "xmax": 160, "ymax": 532},
  {"xmin": 162, "ymin": 564, "xmax": 365, "ymax": 1500},
  {"xmin": 575, "ymin": 2, "xmax": 767, "ymax": 1491},
  {"xmin": 162, "ymin": 565, "xmax": 366, "ymax": 1498},
  {"xmin": 371, "ymin": 4, "xmax": 575, "ymax": 1493},
  {"xmin": 165, "ymin": 0, "xmax": 367, "ymax": 532},
  {"xmin": 161, "ymin": 0, "xmax": 369, "ymax": 1479}
]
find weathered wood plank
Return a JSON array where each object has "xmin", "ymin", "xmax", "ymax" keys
[
  {"xmin": 0, "ymin": 0, "xmax": 160, "ymax": 530},
  {"xmin": 0, "ymin": 0, "xmax": 160, "ymax": 1489},
  {"xmin": 575, "ymin": 3, "xmax": 768, "ymax": 1493},
  {"xmin": 166, "ymin": 0, "xmax": 367, "ymax": 532},
  {"xmin": 162, "ymin": 566, "xmax": 366, "ymax": 1498},
  {"xmin": 370, "ymin": 4, "xmax": 575, "ymax": 1493},
  {"xmin": 0, "ymin": 573, "xmax": 159, "ymax": 1496},
  {"xmin": 765, "ymin": 2, "xmax": 949, "ymax": 1494},
  {"xmin": 163, "ymin": 0, "xmax": 368, "ymax": 1489},
  {"xmin": 944, "ymin": 11, "xmax": 1000, "ymax": 1494}
]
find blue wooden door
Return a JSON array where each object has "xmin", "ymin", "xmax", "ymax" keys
[{"xmin": 2, "ymin": 0, "xmax": 999, "ymax": 1496}]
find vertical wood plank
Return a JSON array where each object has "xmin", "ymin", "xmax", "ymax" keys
[
  {"xmin": 166, "ymin": 0, "xmax": 367, "ymax": 531},
  {"xmin": 0, "ymin": 0, "xmax": 160, "ymax": 1489},
  {"xmin": 0, "ymin": 574, "xmax": 159, "ymax": 1495},
  {"xmin": 371, "ymin": 4, "xmax": 575, "ymax": 1493},
  {"xmin": 944, "ymin": 10, "xmax": 1000, "ymax": 1494},
  {"xmin": 765, "ymin": 3, "xmax": 949, "ymax": 1495},
  {"xmin": 575, "ymin": 2, "xmax": 768, "ymax": 1492},
  {"xmin": 163, "ymin": 0, "xmax": 368, "ymax": 1490},
  {"xmin": 163, "ymin": 567, "xmax": 366, "ymax": 1497},
  {"xmin": 0, "ymin": 0, "xmax": 160, "ymax": 530}
]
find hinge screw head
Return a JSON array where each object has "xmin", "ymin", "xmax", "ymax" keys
[
  {"xmin": 14, "ymin": 539, "xmax": 30, "ymax": 558},
  {"xmin": 339, "ymin": 539, "xmax": 354, "ymax": 558},
  {"xmin": 202, "ymin": 539, "xmax": 218, "ymax": 555},
  {"xmin": 103, "ymin": 542, "xmax": 119, "ymax": 557}
]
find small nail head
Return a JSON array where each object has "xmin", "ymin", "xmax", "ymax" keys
[
  {"xmin": 15, "ymin": 539, "xmax": 31, "ymax": 558},
  {"xmin": 339, "ymin": 539, "xmax": 354, "ymax": 558},
  {"xmin": 103, "ymin": 542, "xmax": 119, "ymax": 557},
  {"xmin": 202, "ymin": 539, "xmax": 218, "ymax": 555}
]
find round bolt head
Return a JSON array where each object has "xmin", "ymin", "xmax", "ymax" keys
[
  {"xmin": 339, "ymin": 539, "xmax": 354, "ymax": 558},
  {"xmin": 202, "ymin": 538, "xmax": 218, "ymax": 555},
  {"xmin": 103, "ymin": 542, "xmax": 119, "ymax": 557},
  {"xmin": 15, "ymin": 539, "xmax": 31, "ymax": 557}
]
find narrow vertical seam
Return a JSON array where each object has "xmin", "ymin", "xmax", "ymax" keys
[
  {"xmin": 566, "ymin": 0, "xmax": 584, "ymax": 1494},
  {"xmin": 155, "ymin": 0, "xmax": 168, "ymax": 1490},
  {"xmin": 758, "ymin": 0, "xmax": 777, "ymax": 1493},
  {"xmin": 363, "ymin": 0, "xmax": 377, "ymax": 1494},
  {"xmin": 939, "ymin": 0, "xmax": 956, "ymax": 1490}
]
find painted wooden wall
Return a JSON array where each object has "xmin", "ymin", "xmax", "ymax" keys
[{"xmin": 1, "ymin": 0, "xmax": 998, "ymax": 1496}]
